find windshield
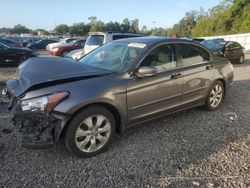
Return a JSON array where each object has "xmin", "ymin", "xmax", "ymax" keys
[
  {"xmin": 65, "ymin": 38, "xmax": 76, "ymax": 43},
  {"xmin": 86, "ymin": 35, "xmax": 104, "ymax": 46},
  {"xmin": 78, "ymin": 42, "xmax": 146, "ymax": 72},
  {"xmin": 0, "ymin": 42, "xmax": 8, "ymax": 48},
  {"xmin": 67, "ymin": 40, "xmax": 78, "ymax": 46},
  {"xmin": 35, "ymin": 40, "xmax": 43, "ymax": 44},
  {"xmin": 202, "ymin": 40, "xmax": 226, "ymax": 51}
]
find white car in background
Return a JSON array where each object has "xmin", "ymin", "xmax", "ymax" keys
[
  {"xmin": 65, "ymin": 32, "xmax": 145, "ymax": 60},
  {"xmin": 64, "ymin": 49, "xmax": 83, "ymax": 60},
  {"xmin": 46, "ymin": 37, "xmax": 78, "ymax": 51}
]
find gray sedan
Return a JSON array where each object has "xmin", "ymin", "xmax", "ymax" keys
[{"xmin": 5, "ymin": 37, "xmax": 234, "ymax": 157}]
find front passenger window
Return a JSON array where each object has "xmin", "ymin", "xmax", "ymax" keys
[{"xmin": 141, "ymin": 44, "xmax": 177, "ymax": 72}]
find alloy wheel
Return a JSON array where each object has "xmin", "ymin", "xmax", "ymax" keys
[
  {"xmin": 75, "ymin": 115, "xmax": 111, "ymax": 153},
  {"xmin": 210, "ymin": 84, "xmax": 223, "ymax": 108}
]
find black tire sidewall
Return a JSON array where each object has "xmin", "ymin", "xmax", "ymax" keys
[
  {"xmin": 64, "ymin": 106, "xmax": 116, "ymax": 158},
  {"xmin": 205, "ymin": 81, "xmax": 225, "ymax": 111}
]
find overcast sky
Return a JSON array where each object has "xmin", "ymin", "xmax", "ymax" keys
[{"xmin": 0, "ymin": 0, "xmax": 221, "ymax": 30}]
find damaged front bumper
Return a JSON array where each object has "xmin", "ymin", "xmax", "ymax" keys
[
  {"xmin": 12, "ymin": 111, "xmax": 68, "ymax": 149},
  {"xmin": 1, "ymin": 87, "xmax": 70, "ymax": 149}
]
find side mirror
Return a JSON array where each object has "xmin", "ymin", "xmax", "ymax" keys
[{"xmin": 137, "ymin": 66, "xmax": 157, "ymax": 77}]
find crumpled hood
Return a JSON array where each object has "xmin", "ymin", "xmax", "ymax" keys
[{"xmin": 7, "ymin": 57, "xmax": 112, "ymax": 97}]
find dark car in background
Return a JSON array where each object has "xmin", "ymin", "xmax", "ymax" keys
[
  {"xmin": 202, "ymin": 40, "xmax": 245, "ymax": 63},
  {"xmin": 0, "ymin": 42, "xmax": 37, "ymax": 66},
  {"xmin": 50, "ymin": 38, "xmax": 86, "ymax": 56},
  {"xmin": 0, "ymin": 38, "xmax": 23, "ymax": 48},
  {"xmin": 22, "ymin": 38, "xmax": 41, "ymax": 47},
  {"xmin": 27, "ymin": 39, "xmax": 57, "ymax": 50},
  {"xmin": 5, "ymin": 37, "xmax": 233, "ymax": 157}
]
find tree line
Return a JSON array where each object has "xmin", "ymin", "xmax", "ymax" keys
[
  {"xmin": 53, "ymin": 17, "xmax": 141, "ymax": 36},
  {"xmin": 0, "ymin": 0, "xmax": 249, "ymax": 37}
]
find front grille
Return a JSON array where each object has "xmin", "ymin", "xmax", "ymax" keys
[{"xmin": 14, "ymin": 112, "xmax": 57, "ymax": 122}]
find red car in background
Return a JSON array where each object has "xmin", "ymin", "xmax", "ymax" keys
[{"xmin": 50, "ymin": 39, "xmax": 86, "ymax": 56}]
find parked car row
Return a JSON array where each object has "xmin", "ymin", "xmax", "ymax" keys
[
  {"xmin": 0, "ymin": 33, "xmax": 247, "ymax": 67},
  {"xmin": 0, "ymin": 42, "xmax": 37, "ymax": 66},
  {"xmin": 0, "ymin": 38, "xmax": 23, "ymax": 48},
  {"xmin": 46, "ymin": 37, "xmax": 78, "ymax": 51},
  {"xmin": 0, "ymin": 37, "xmax": 60, "ymax": 66},
  {"xmin": 22, "ymin": 38, "xmax": 42, "ymax": 47},
  {"xmin": 27, "ymin": 39, "xmax": 58, "ymax": 50},
  {"xmin": 3, "ymin": 36, "xmax": 234, "ymax": 157},
  {"xmin": 49, "ymin": 38, "xmax": 86, "ymax": 56},
  {"xmin": 201, "ymin": 39, "xmax": 245, "ymax": 64},
  {"xmin": 64, "ymin": 32, "xmax": 145, "ymax": 60}
]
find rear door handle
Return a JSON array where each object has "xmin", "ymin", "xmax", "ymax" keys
[
  {"xmin": 171, "ymin": 73, "xmax": 182, "ymax": 79},
  {"xmin": 206, "ymin": 65, "xmax": 213, "ymax": 70}
]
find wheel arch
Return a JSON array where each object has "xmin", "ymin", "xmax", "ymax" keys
[
  {"xmin": 216, "ymin": 78, "xmax": 227, "ymax": 97},
  {"xmin": 57, "ymin": 102, "xmax": 124, "ymax": 142}
]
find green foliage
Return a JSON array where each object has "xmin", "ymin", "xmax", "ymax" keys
[
  {"xmin": 170, "ymin": 10, "xmax": 199, "ymax": 37},
  {"xmin": 11, "ymin": 24, "xmax": 30, "ymax": 34},
  {"xmin": 54, "ymin": 24, "xmax": 69, "ymax": 35},
  {"xmin": 150, "ymin": 27, "xmax": 169, "ymax": 36},
  {"xmin": 69, "ymin": 23, "xmax": 90, "ymax": 36},
  {"xmin": 192, "ymin": 0, "xmax": 250, "ymax": 36},
  {"xmin": 121, "ymin": 18, "xmax": 130, "ymax": 32},
  {"xmin": 0, "ymin": 27, "xmax": 12, "ymax": 34},
  {"xmin": 104, "ymin": 22, "xmax": 122, "ymax": 32}
]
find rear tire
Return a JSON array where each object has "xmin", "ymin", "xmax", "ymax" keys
[
  {"xmin": 205, "ymin": 80, "xmax": 225, "ymax": 111},
  {"xmin": 64, "ymin": 106, "xmax": 115, "ymax": 158}
]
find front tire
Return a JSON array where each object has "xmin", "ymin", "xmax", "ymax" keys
[
  {"xmin": 205, "ymin": 80, "xmax": 225, "ymax": 111},
  {"xmin": 64, "ymin": 106, "xmax": 115, "ymax": 157}
]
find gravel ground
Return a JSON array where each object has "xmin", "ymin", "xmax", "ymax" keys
[{"xmin": 0, "ymin": 56, "xmax": 249, "ymax": 188}]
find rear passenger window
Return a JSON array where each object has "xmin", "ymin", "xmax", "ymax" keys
[{"xmin": 179, "ymin": 44, "xmax": 210, "ymax": 66}]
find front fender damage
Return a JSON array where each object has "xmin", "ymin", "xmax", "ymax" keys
[{"xmin": 12, "ymin": 111, "xmax": 70, "ymax": 149}]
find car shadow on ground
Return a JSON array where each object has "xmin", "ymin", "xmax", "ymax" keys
[
  {"xmin": 0, "ymin": 79, "xmax": 250, "ymax": 187},
  {"xmin": 233, "ymin": 57, "xmax": 250, "ymax": 68}
]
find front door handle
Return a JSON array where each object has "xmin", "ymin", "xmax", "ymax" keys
[{"xmin": 171, "ymin": 73, "xmax": 182, "ymax": 79}]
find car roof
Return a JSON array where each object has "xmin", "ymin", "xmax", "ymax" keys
[
  {"xmin": 88, "ymin": 31, "xmax": 145, "ymax": 36},
  {"xmin": 0, "ymin": 38, "xmax": 17, "ymax": 43},
  {"xmin": 112, "ymin": 36, "xmax": 202, "ymax": 46},
  {"xmin": 0, "ymin": 42, "xmax": 8, "ymax": 48}
]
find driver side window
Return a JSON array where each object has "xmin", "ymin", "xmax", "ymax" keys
[{"xmin": 141, "ymin": 44, "xmax": 177, "ymax": 72}]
